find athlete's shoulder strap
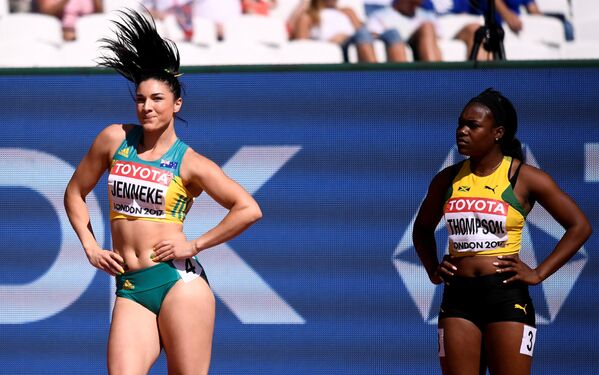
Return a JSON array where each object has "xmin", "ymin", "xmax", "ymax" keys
[{"xmin": 509, "ymin": 160, "xmax": 524, "ymax": 188}]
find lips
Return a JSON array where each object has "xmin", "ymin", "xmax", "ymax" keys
[{"xmin": 456, "ymin": 138, "xmax": 468, "ymax": 146}]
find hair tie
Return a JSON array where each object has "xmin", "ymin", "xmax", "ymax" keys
[{"xmin": 164, "ymin": 68, "xmax": 183, "ymax": 78}]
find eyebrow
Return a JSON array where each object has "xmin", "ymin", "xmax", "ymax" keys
[{"xmin": 136, "ymin": 92, "xmax": 166, "ymax": 97}]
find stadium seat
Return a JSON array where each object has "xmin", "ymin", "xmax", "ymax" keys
[
  {"xmin": 559, "ymin": 41, "xmax": 599, "ymax": 59},
  {"xmin": 504, "ymin": 40, "xmax": 560, "ymax": 60},
  {"xmin": 0, "ymin": 40, "xmax": 62, "ymax": 67},
  {"xmin": 278, "ymin": 40, "xmax": 344, "ymax": 64},
  {"xmin": 176, "ymin": 41, "xmax": 213, "ymax": 66},
  {"xmin": 571, "ymin": 0, "xmax": 596, "ymax": 23},
  {"xmin": 436, "ymin": 14, "xmax": 483, "ymax": 41},
  {"xmin": 159, "ymin": 15, "xmax": 218, "ymax": 46},
  {"xmin": 222, "ymin": 14, "xmax": 288, "ymax": 47},
  {"xmin": 76, "ymin": 13, "xmax": 168, "ymax": 42},
  {"xmin": 58, "ymin": 41, "xmax": 101, "ymax": 67},
  {"xmin": 573, "ymin": 17, "xmax": 599, "ymax": 41},
  {"xmin": 439, "ymin": 39, "xmax": 468, "ymax": 62},
  {"xmin": 536, "ymin": 0, "xmax": 571, "ymax": 15},
  {"xmin": 204, "ymin": 42, "xmax": 280, "ymax": 65},
  {"xmin": 270, "ymin": 0, "xmax": 303, "ymax": 23},
  {"xmin": 0, "ymin": 13, "xmax": 62, "ymax": 45},
  {"xmin": 191, "ymin": 17, "xmax": 218, "ymax": 46},
  {"xmin": 75, "ymin": 13, "xmax": 116, "ymax": 42},
  {"xmin": 503, "ymin": 14, "xmax": 566, "ymax": 47},
  {"xmin": 103, "ymin": 0, "xmax": 142, "ymax": 12},
  {"xmin": 0, "ymin": 0, "xmax": 8, "ymax": 18}
]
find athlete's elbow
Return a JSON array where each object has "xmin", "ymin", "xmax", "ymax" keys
[
  {"xmin": 247, "ymin": 203, "xmax": 263, "ymax": 224},
  {"xmin": 580, "ymin": 220, "xmax": 593, "ymax": 242}
]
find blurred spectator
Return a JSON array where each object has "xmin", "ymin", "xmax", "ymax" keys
[
  {"xmin": 367, "ymin": 0, "xmax": 442, "ymax": 61},
  {"xmin": 293, "ymin": 0, "xmax": 407, "ymax": 63},
  {"xmin": 9, "ymin": 0, "xmax": 32, "ymax": 12},
  {"xmin": 424, "ymin": 0, "xmax": 485, "ymax": 60},
  {"xmin": 473, "ymin": 0, "xmax": 540, "ymax": 34},
  {"xmin": 35, "ymin": 0, "xmax": 103, "ymax": 41},
  {"xmin": 193, "ymin": 0, "xmax": 242, "ymax": 40},
  {"xmin": 143, "ymin": 0, "xmax": 195, "ymax": 41},
  {"xmin": 364, "ymin": 0, "xmax": 392, "ymax": 16},
  {"xmin": 287, "ymin": 0, "xmax": 309, "ymax": 34},
  {"xmin": 242, "ymin": 0, "xmax": 276, "ymax": 16}
]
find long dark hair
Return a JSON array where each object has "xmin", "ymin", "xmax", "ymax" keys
[
  {"xmin": 97, "ymin": 8, "xmax": 182, "ymax": 99},
  {"xmin": 466, "ymin": 88, "xmax": 524, "ymax": 161}
]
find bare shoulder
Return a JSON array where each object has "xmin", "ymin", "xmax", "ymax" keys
[
  {"xmin": 518, "ymin": 163, "xmax": 553, "ymax": 183},
  {"xmin": 180, "ymin": 147, "xmax": 221, "ymax": 179},
  {"xmin": 430, "ymin": 164, "xmax": 460, "ymax": 189},
  {"xmin": 517, "ymin": 162, "xmax": 560, "ymax": 196},
  {"xmin": 87, "ymin": 124, "xmax": 132, "ymax": 162},
  {"xmin": 181, "ymin": 146, "xmax": 216, "ymax": 167},
  {"xmin": 96, "ymin": 124, "xmax": 129, "ymax": 145}
]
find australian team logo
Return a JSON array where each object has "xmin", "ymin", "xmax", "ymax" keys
[{"xmin": 392, "ymin": 146, "xmax": 589, "ymax": 325}]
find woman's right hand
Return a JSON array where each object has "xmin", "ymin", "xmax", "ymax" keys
[
  {"xmin": 86, "ymin": 247, "xmax": 126, "ymax": 276},
  {"xmin": 431, "ymin": 255, "xmax": 457, "ymax": 285}
]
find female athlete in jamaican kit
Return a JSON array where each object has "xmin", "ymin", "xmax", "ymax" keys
[
  {"xmin": 64, "ymin": 9, "xmax": 261, "ymax": 374},
  {"xmin": 413, "ymin": 89, "xmax": 591, "ymax": 375}
]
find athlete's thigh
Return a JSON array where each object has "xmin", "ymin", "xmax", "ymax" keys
[
  {"xmin": 108, "ymin": 297, "xmax": 161, "ymax": 375},
  {"xmin": 484, "ymin": 322, "xmax": 534, "ymax": 375},
  {"xmin": 439, "ymin": 317, "xmax": 484, "ymax": 375},
  {"xmin": 158, "ymin": 277, "xmax": 215, "ymax": 375}
]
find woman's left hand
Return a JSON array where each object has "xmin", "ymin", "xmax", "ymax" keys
[
  {"xmin": 493, "ymin": 255, "xmax": 543, "ymax": 285},
  {"xmin": 152, "ymin": 239, "xmax": 197, "ymax": 262}
]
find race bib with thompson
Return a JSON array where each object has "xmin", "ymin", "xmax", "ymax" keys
[{"xmin": 445, "ymin": 197, "xmax": 509, "ymax": 252}]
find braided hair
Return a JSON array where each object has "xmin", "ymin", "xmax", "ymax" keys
[
  {"xmin": 465, "ymin": 88, "xmax": 524, "ymax": 161},
  {"xmin": 97, "ymin": 8, "xmax": 182, "ymax": 98}
]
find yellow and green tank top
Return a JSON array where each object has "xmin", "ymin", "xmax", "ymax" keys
[
  {"xmin": 444, "ymin": 156, "xmax": 527, "ymax": 257},
  {"xmin": 108, "ymin": 126, "xmax": 193, "ymax": 224}
]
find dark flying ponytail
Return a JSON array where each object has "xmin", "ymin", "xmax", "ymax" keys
[{"xmin": 97, "ymin": 8, "xmax": 182, "ymax": 98}]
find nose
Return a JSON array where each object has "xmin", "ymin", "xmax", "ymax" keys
[
  {"xmin": 141, "ymin": 98, "xmax": 152, "ymax": 112},
  {"xmin": 456, "ymin": 125, "xmax": 467, "ymax": 135}
]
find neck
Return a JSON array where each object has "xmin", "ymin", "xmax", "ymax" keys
[
  {"xmin": 140, "ymin": 124, "xmax": 177, "ymax": 156},
  {"xmin": 469, "ymin": 154, "xmax": 504, "ymax": 177}
]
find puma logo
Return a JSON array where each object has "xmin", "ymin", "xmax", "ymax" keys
[
  {"xmin": 484, "ymin": 185, "xmax": 498, "ymax": 194},
  {"xmin": 514, "ymin": 303, "xmax": 527, "ymax": 315}
]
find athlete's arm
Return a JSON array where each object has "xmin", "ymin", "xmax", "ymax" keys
[
  {"xmin": 413, "ymin": 167, "xmax": 457, "ymax": 284},
  {"xmin": 64, "ymin": 124, "xmax": 127, "ymax": 275},
  {"xmin": 152, "ymin": 149, "xmax": 262, "ymax": 261},
  {"xmin": 497, "ymin": 165, "xmax": 592, "ymax": 284}
]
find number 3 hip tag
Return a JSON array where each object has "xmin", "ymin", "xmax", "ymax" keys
[{"xmin": 520, "ymin": 325, "xmax": 537, "ymax": 356}]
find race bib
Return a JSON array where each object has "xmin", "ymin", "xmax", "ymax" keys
[
  {"xmin": 108, "ymin": 160, "xmax": 172, "ymax": 219},
  {"xmin": 519, "ymin": 325, "xmax": 537, "ymax": 356},
  {"xmin": 445, "ymin": 197, "xmax": 508, "ymax": 252},
  {"xmin": 172, "ymin": 257, "xmax": 203, "ymax": 283}
]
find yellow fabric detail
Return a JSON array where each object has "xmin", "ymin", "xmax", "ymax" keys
[{"xmin": 445, "ymin": 156, "xmax": 525, "ymax": 257}]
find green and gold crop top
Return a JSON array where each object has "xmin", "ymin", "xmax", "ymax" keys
[
  {"xmin": 444, "ymin": 156, "xmax": 527, "ymax": 257},
  {"xmin": 108, "ymin": 126, "xmax": 193, "ymax": 224}
]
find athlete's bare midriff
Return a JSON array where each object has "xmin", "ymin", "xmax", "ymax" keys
[
  {"xmin": 449, "ymin": 253, "xmax": 521, "ymax": 277},
  {"xmin": 111, "ymin": 219, "xmax": 186, "ymax": 271}
]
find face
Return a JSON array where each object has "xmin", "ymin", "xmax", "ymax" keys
[
  {"xmin": 456, "ymin": 103, "xmax": 504, "ymax": 157},
  {"xmin": 135, "ymin": 79, "xmax": 182, "ymax": 131}
]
